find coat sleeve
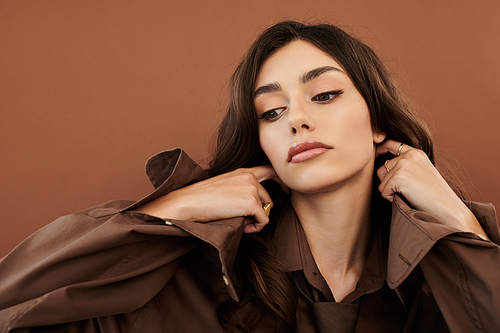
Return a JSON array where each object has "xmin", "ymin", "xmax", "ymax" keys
[
  {"xmin": 387, "ymin": 196, "xmax": 500, "ymax": 333},
  {"xmin": 0, "ymin": 202, "xmax": 203, "ymax": 330},
  {"xmin": 0, "ymin": 148, "xmax": 245, "ymax": 332}
]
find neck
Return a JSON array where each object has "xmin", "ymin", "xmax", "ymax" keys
[{"xmin": 290, "ymin": 167, "xmax": 374, "ymax": 301}]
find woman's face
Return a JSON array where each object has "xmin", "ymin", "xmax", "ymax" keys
[{"xmin": 254, "ymin": 40, "xmax": 385, "ymax": 193}]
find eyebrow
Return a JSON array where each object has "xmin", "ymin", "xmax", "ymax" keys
[
  {"xmin": 300, "ymin": 66, "xmax": 344, "ymax": 84},
  {"xmin": 254, "ymin": 82, "xmax": 281, "ymax": 99},
  {"xmin": 254, "ymin": 66, "xmax": 344, "ymax": 99}
]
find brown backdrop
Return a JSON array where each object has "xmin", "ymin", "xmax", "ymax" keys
[{"xmin": 1, "ymin": 1, "xmax": 499, "ymax": 257}]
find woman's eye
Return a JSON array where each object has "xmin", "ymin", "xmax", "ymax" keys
[
  {"xmin": 312, "ymin": 90, "xmax": 344, "ymax": 103},
  {"xmin": 259, "ymin": 108, "xmax": 285, "ymax": 121}
]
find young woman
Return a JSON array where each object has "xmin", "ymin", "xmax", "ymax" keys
[{"xmin": 1, "ymin": 21, "xmax": 499, "ymax": 333}]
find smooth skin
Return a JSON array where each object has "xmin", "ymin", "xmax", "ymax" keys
[
  {"xmin": 254, "ymin": 40, "xmax": 386, "ymax": 300},
  {"xmin": 137, "ymin": 40, "xmax": 487, "ymax": 301}
]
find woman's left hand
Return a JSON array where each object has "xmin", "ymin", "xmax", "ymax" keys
[{"xmin": 376, "ymin": 139, "xmax": 487, "ymax": 236}]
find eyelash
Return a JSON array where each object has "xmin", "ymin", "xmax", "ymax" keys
[
  {"xmin": 258, "ymin": 89, "xmax": 344, "ymax": 122},
  {"xmin": 258, "ymin": 107, "xmax": 286, "ymax": 121},
  {"xmin": 311, "ymin": 90, "xmax": 344, "ymax": 103}
]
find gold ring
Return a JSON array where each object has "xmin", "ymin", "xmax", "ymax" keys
[
  {"xmin": 384, "ymin": 160, "xmax": 391, "ymax": 172},
  {"xmin": 263, "ymin": 202, "xmax": 271, "ymax": 216},
  {"xmin": 397, "ymin": 143, "xmax": 405, "ymax": 156}
]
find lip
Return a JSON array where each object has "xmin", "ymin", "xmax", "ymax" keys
[{"xmin": 288, "ymin": 139, "xmax": 332, "ymax": 163}]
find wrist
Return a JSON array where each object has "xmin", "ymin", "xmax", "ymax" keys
[
  {"xmin": 445, "ymin": 204, "xmax": 488, "ymax": 237},
  {"xmin": 136, "ymin": 192, "xmax": 186, "ymax": 220}
]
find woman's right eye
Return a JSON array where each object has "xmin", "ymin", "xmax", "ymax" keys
[{"xmin": 258, "ymin": 107, "xmax": 285, "ymax": 121}]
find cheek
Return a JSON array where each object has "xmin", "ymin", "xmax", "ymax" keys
[
  {"xmin": 259, "ymin": 127, "xmax": 285, "ymax": 168},
  {"xmin": 259, "ymin": 130, "xmax": 275, "ymax": 161},
  {"xmin": 333, "ymin": 107, "xmax": 376, "ymax": 158},
  {"xmin": 344, "ymin": 106, "xmax": 374, "ymax": 143}
]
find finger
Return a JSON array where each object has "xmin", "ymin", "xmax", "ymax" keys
[
  {"xmin": 255, "ymin": 181, "xmax": 273, "ymax": 207},
  {"xmin": 376, "ymin": 140, "xmax": 410, "ymax": 157},
  {"xmin": 376, "ymin": 155, "xmax": 397, "ymax": 181},
  {"xmin": 377, "ymin": 166, "xmax": 396, "ymax": 202},
  {"xmin": 248, "ymin": 165, "xmax": 278, "ymax": 183},
  {"xmin": 250, "ymin": 165, "xmax": 290, "ymax": 193},
  {"xmin": 242, "ymin": 174, "xmax": 273, "ymax": 221},
  {"xmin": 376, "ymin": 155, "xmax": 403, "ymax": 202},
  {"xmin": 230, "ymin": 169, "xmax": 273, "ymax": 207},
  {"xmin": 244, "ymin": 201, "xmax": 270, "ymax": 233},
  {"xmin": 376, "ymin": 161, "xmax": 388, "ymax": 182},
  {"xmin": 244, "ymin": 217, "xmax": 267, "ymax": 233},
  {"xmin": 240, "ymin": 165, "xmax": 285, "ymax": 233},
  {"xmin": 379, "ymin": 184, "xmax": 395, "ymax": 202}
]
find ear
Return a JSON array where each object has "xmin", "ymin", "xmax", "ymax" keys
[{"xmin": 372, "ymin": 129, "xmax": 386, "ymax": 144}]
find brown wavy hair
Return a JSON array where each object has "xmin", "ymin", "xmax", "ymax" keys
[{"xmin": 209, "ymin": 21, "xmax": 437, "ymax": 332}]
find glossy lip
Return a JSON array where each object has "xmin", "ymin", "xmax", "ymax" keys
[{"xmin": 288, "ymin": 139, "xmax": 332, "ymax": 163}]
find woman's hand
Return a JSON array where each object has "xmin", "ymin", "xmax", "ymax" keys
[
  {"xmin": 136, "ymin": 166, "xmax": 286, "ymax": 233},
  {"xmin": 376, "ymin": 140, "xmax": 487, "ymax": 236}
]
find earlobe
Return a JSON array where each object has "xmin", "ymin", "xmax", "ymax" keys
[{"xmin": 372, "ymin": 129, "xmax": 386, "ymax": 144}]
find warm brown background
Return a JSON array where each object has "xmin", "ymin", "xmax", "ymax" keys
[{"xmin": 1, "ymin": 1, "xmax": 499, "ymax": 257}]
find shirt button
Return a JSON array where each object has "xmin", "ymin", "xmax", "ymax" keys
[
  {"xmin": 222, "ymin": 275, "xmax": 229, "ymax": 285},
  {"xmin": 477, "ymin": 234, "xmax": 488, "ymax": 241},
  {"xmin": 165, "ymin": 221, "xmax": 173, "ymax": 226}
]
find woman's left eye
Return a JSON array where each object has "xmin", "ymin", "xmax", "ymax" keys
[{"xmin": 312, "ymin": 90, "xmax": 344, "ymax": 103}]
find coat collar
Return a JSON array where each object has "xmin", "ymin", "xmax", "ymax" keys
[{"xmin": 124, "ymin": 148, "xmax": 208, "ymax": 212}]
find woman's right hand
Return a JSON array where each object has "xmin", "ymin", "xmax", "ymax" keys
[{"xmin": 136, "ymin": 166, "xmax": 285, "ymax": 233}]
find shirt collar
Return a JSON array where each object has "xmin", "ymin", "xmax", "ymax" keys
[{"xmin": 274, "ymin": 204, "xmax": 386, "ymax": 303}]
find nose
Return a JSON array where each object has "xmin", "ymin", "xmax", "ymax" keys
[{"xmin": 287, "ymin": 100, "xmax": 315, "ymax": 135}]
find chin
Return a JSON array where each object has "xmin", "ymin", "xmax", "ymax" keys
[
  {"xmin": 281, "ymin": 160, "xmax": 375, "ymax": 195},
  {"xmin": 282, "ymin": 171, "xmax": 344, "ymax": 194}
]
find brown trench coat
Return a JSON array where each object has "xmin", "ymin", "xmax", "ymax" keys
[{"xmin": 0, "ymin": 148, "xmax": 499, "ymax": 332}]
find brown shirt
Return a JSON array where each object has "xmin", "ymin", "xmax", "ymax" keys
[{"xmin": 1, "ymin": 148, "xmax": 499, "ymax": 332}]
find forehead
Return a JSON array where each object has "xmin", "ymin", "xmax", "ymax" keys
[{"xmin": 256, "ymin": 40, "xmax": 342, "ymax": 86}]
